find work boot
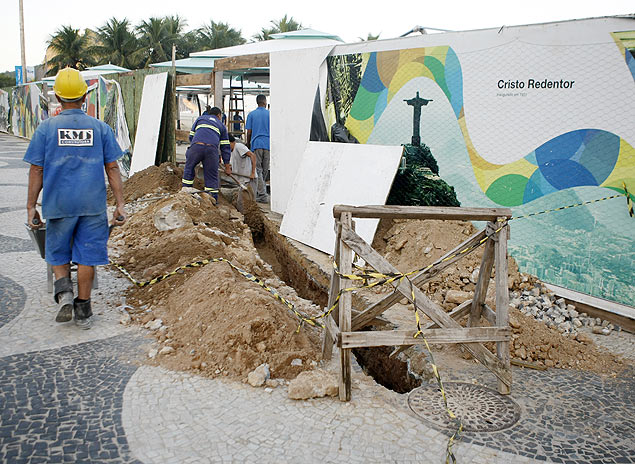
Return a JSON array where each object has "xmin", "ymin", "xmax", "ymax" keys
[
  {"xmin": 53, "ymin": 277, "xmax": 74, "ymax": 323},
  {"xmin": 73, "ymin": 298, "xmax": 93, "ymax": 330}
]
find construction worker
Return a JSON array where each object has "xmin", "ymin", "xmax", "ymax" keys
[
  {"xmin": 24, "ymin": 67, "xmax": 127, "ymax": 329},
  {"xmin": 181, "ymin": 106, "xmax": 232, "ymax": 200},
  {"xmin": 245, "ymin": 94, "xmax": 270, "ymax": 203}
]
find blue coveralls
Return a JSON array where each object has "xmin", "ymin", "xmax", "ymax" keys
[{"xmin": 182, "ymin": 114, "xmax": 231, "ymax": 199}]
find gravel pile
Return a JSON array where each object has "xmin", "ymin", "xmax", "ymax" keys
[{"xmin": 510, "ymin": 285, "xmax": 619, "ymax": 336}]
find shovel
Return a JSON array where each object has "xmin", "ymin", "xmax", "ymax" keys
[{"xmin": 224, "ymin": 172, "xmax": 255, "ymax": 213}]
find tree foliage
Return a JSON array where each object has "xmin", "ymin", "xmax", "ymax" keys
[
  {"xmin": 93, "ymin": 18, "xmax": 139, "ymax": 69},
  {"xmin": 47, "ymin": 25, "xmax": 96, "ymax": 75},
  {"xmin": 253, "ymin": 15, "xmax": 303, "ymax": 41},
  {"xmin": 198, "ymin": 21, "xmax": 246, "ymax": 50}
]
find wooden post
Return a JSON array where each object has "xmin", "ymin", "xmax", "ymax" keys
[
  {"xmin": 338, "ymin": 212, "xmax": 353, "ymax": 401},
  {"xmin": 495, "ymin": 221, "xmax": 511, "ymax": 394},
  {"xmin": 213, "ymin": 71, "xmax": 224, "ymax": 111},
  {"xmin": 322, "ymin": 220, "xmax": 342, "ymax": 361},
  {"xmin": 468, "ymin": 224, "xmax": 496, "ymax": 328}
]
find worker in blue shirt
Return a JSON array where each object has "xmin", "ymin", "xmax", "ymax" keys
[
  {"xmin": 24, "ymin": 67, "xmax": 127, "ymax": 329},
  {"xmin": 182, "ymin": 106, "xmax": 232, "ymax": 200},
  {"xmin": 245, "ymin": 94, "xmax": 270, "ymax": 203}
]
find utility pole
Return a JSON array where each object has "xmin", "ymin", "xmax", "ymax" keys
[{"xmin": 19, "ymin": 0, "xmax": 27, "ymax": 83}]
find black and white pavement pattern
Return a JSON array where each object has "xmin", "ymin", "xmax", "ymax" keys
[{"xmin": 0, "ymin": 132, "xmax": 634, "ymax": 463}]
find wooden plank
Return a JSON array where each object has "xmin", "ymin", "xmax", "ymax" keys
[
  {"xmin": 351, "ymin": 228, "xmax": 487, "ymax": 330},
  {"xmin": 482, "ymin": 304, "xmax": 497, "ymax": 326},
  {"xmin": 322, "ymin": 220, "xmax": 342, "ymax": 361},
  {"xmin": 468, "ymin": 228, "xmax": 496, "ymax": 328},
  {"xmin": 341, "ymin": 327, "xmax": 511, "ymax": 349},
  {"xmin": 214, "ymin": 53, "xmax": 270, "ymax": 71},
  {"xmin": 176, "ymin": 129, "xmax": 190, "ymax": 142},
  {"xmin": 176, "ymin": 72, "xmax": 213, "ymax": 87},
  {"xmin": 214, "ymin": 71, "xmax": 223, "ymax": 111},
  {"xmin": 333, "ymin": 204, "xmax": 512, "ymax": 221},
  {"xmin": 495, "ymin": 223, "xmax": 511, "ymax": 394},
  {"xmin": 339, "ymin": 213, "xmax": 353, "ymax": 401},
  {"xmin": 340, "ymin": 225, "xmax": 512, "ymax": 386},
  {"xmin": 323, "ymin": 314, "xmax": 340, "ymax": 342}
]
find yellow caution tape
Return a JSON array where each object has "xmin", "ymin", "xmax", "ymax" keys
[
  {"xmin": 510, "ymin": 192, "xmax": 629, "ymax": 220},
  {"xmin": 110, "ymin": 257, "xmax": 322, "ymax": 331}
]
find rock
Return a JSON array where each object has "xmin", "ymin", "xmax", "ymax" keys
[
  {"xmin": 264, "ymin": 387, "xmax": 273, "ymax": 393},
  {"xmin": 545, "ymin": 359, "xmax": 555, "ymax": 368},
  {"xmin": 572, "ymin": 318, "xmax": 583, "ymax": 328},
  {"xmin": 119, "ymin": 312, "xmax": 132, "ymax": 325},
  {"xmin": 576, "ymin": 333, "xmax": 593, "ymax": 344},
  {"xmin": 531, "ymin": 287, "xmax": 540, "ymax": 297},
  {"xmin": 291, "ymin": 358, "xmax": 303, "ymax": 367},
  {"xmin": 288, "ymin": 369, "xmax": 339, "ymax": 400},
  {"xmin": 265, "ymin": 378, "xmax": 280, "ymax": 388},
  {"xmin": 601, "ymin": 320, "xmax": 610, "ymax": 328},
  {"xmin": 153, "ymin": 204, "xmax": 192, "ymax": 231},
  {"xmin": 145, "ymin": 319, "xmax": 163, "ymax": 331},
  {"xmin": 247, "ymin": 363, "xmax": 270, "ymax": 387},
  {"xmin": 159, "ymin": 346, "xmax": 175, "ymax": 355},
  {"xmin": 517, "ymin": 346, "xmax": 527, "ymax": 359},
  {"xmin": 256, "ymin": 342, "xmax": 266, "ymax": 353},
  {"xmin": 148, "ymin": 349, "xmax": 158, "ymax": 359},
  {"xmin": 592, "ymin": 326, "xmax": 611, "ymax": 336},
  {"xmin": 444, "ymin": 289, "xmax": 473, "ymax": 305}
]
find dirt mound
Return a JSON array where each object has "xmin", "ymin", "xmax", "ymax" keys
[
  {"xmin": 372, "ymin": 219, "xmax": 521, "ymax": 309},
  {"xmin": 109, "ymin": 169, "xmax": 323, "ymax": 381},
  {"xmin": 140, "ymin": 262, "xmax": 322, "ymax": 379},
  {"xmin": 507, "ymin": 308, "xmax": 624, "ymax": 374},
  {"xmin": 371, "ymin": 218, "xmax": 625, "ymax": 375},
  {"xmin": 110, "ymin": 192, "xmax": 247, "ymax": 280},
  {"xmin": 108, "ymin": 163, "xmax": 205, "ymax": 204}
]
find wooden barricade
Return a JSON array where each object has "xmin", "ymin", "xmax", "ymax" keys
[{"xmin": 322, "ymin": 205, "xmax": 513, "ymax": 401}]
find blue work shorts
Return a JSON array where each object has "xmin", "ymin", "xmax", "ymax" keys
[{"xmin": 45, "ymin": 212, "xmax": 109, "ymax": 266}]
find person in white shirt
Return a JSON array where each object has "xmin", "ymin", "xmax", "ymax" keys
[{"xmin": 228, "ymin": 135, "xmax": 257, "ymax": 190}]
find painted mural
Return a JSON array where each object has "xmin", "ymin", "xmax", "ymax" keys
[
  {"xmin": 98, "ymin": 76, "xmax": 132, "ymax": 176},
  {"xmin": 319, "ymin": 35, "xmax": 635, "ymax": 305},
  {"xmin": 0, "ymin": 90, "xmax": 9, "ymax": 133},
  {"xmin": 11, "ymin": 84, "xmax": 48, "ymax": 138}
]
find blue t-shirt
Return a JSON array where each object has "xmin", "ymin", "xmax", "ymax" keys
[
  {"xmin": 23, "ymin": 109, "xmax": 123, "ymax": 219},
  {"xmin": 245, "ymin": 106, "xmax": 270, "ymax": 150}
]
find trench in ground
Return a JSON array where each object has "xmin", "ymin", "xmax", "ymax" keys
[{"xmin": 242, "ymin": 198, "xmax": 422, "ymax": 393}]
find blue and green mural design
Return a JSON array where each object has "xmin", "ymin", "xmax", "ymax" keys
[{"xmin": 323, "ymin": 40, "xmax": 635, "ymax": 304}]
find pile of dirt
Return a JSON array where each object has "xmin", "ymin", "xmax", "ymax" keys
[
  {"xmin": 107, "ymin": 163, "xmax": 204, "ymax": 204},
  {"xmin": 372, "ymin": 219, "xmax": 522, "ymax": 309},
  {"xmin": 110, "ymin": 168, "xmax": 322, "ymax": 381},
  {"xmin": 371, "ymin": 218, "xmax": 625, "ymax": 375},
  {"xmin": 140, "ymin": 262, "xmax": 322, "ymax": 379},
  {"xmin": 507, "ymin": 308, "xmax": 624, "ymax": 374}
]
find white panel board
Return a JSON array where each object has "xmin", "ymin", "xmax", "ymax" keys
[
  {"xmin": 280, "ymin": 142, "xmax": 403, "ymax": 255},
  {"xmin": 270, "ymin": 46, "xmax": 335, "ymax": 215},
  {"xmin": 130, "ymin": 72, "xmax": 167, "ymax": 176}
]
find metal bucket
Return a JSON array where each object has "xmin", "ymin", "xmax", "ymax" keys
[{"xmin": 25, "ymin": 224, "xmax": 46, "ymax": 259}]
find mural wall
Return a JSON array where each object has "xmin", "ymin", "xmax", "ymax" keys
[
  {"xmin": 0, "ymin": 90, "xmax": 9, "ymax": 133},
  {"xmin": 315, "ymin": 21, "xmax": 635, "ymax": 305},
  {"xmin": 10, "ymin": 84, "xmax": 48, "ymax": 138}
]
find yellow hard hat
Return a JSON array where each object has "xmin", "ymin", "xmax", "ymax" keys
[{"xmin": 53, "ymin": 67, "xmax": 87, "ymax": 101}]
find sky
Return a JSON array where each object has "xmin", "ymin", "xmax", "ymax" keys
[{"xmin": 1, "ymin": 0, "xmax": 633, "ymax": 72}]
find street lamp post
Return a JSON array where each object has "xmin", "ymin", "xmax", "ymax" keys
[{"xmin": 19, "ymin": 0, "xmax": 27, "ymax": 83}]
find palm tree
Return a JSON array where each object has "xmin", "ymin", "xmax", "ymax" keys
[
  {"xmin": 253, "ymin": 14, "xmax": 303, "ymax": 41},
  {"xmin": 359, "ymin": 33, "xmax": 380, "ymax": 41},
  {"xmin": 163, "ymin": 15, "xmax": 188, "ymax": 58},
  {"xmin": 199, "ymin": 21, "xmax": 245, "ymax": 50},
  {"xmin": 93, "ymin": 18, "xmax": 139, "ymax": 69},
  {"xmin": 136, "ymin": 17, "xmax": 170, "ymax": 67},
  {"xmin": 46, "ymin": 25, "xmax": 96, "ymax": 75}
]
